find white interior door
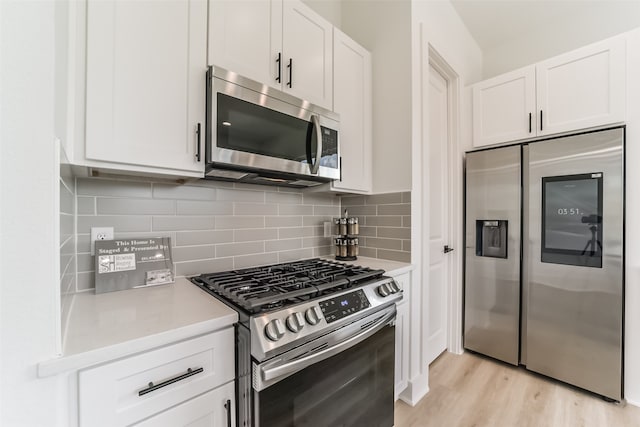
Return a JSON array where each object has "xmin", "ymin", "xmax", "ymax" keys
[{"xmin": 427, "ymin": 64, "xmax": 450, "ymax": 365}]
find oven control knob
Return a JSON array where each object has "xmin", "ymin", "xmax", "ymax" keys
[
  {"xmin": 305, "ymin": 306, "xmax": 323, "ymax": 326},
  {"xmin": 286, "ymin": 312, "xmax": 305, "ymax": 333},
  {"xmin": 264, "ymin": 319, "xmax": 285, "ymax": 341},
  {"xmin": 389, "ymin": 280, "xmax": 401, "ymax": 293},
  {"xmin": 377, "ymin": 283, "xmax": 391, "ymax": 297}
]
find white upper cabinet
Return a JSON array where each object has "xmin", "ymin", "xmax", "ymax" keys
[
  {"xmin": 208, "ymin": 0, "xmax": 282, "ymax": 86},
  {"xmin": 473, "ymin": 66, "xmax": 536, "ymax": 147},
  {"xmin": 536, "ymin": 38, "xmax": 626, "ymax": 136},
  {"xmin": 473, "ymin": 37, "xmax": 626, "ymax": 147},
  {"xmin": 209, "ymin": 0, "xmax": 333, "ymax": 110},
  {"xmin": 331, "ymin": 28, "xmax": 372, "ymax": 194},
  {"xmin": 85, "ymin": 0, "xmax": 207, "ymax": 175}
]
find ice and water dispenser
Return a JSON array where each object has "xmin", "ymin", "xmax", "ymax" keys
[{"xmin": 476, "ymin": 220, "xmax": 508, "ymax": 258}]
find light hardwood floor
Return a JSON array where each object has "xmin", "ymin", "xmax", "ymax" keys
[{"xmin": 394, "ymin": 351, "xmax": 640, "ymax": 427}]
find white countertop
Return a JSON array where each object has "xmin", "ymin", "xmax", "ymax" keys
[
  {"xmin": 326, "ymin": 256, "xmax": 413, "ymax": 277},
  {"xmin": 38, "ymin": 278, "xmax": 237, "ymax": 377}
]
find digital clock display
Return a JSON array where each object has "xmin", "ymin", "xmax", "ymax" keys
[
  {"xmin": 541, "ymin": 173, "xmax": 603, "ymax": 267},
  {"xmin": 319, "ymin": 290, "xmax": 370, "ymax": 323}
]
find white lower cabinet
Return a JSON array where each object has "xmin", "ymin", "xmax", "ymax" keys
[
  {"xmin": 78, "ymin": 329, "xmax": 234, "ymax": 427},
  {"xmin": 134, "ymin": 381, "xmax": 235, "ymax": 427},
  {"xmin": 390, "ymin": 271, "xmax": 411, "ymax": 399}
]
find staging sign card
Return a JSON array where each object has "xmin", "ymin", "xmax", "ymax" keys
[{"xmin": 94, "ymin": 237, "xmax": 174, "ymax": 294}]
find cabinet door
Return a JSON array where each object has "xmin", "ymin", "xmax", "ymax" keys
[
  {"xmin": 472, "ymin": 66, "xmax": 536, "ymax": 147},
  {"xmin": 134, "ymin": 381, "xmax": 235, "ymax": 427},
  {"xmin": 536, "ymin": 38, "xmax": 625, "ymax": 136},
  {"xmin": 208, "ymin": 0, "xmax": 283, "ymax": 88},
  {"xmin": 331, "ymin": 29, "xmax": 372, "ymax": 194},
  {"xmin": 392, "ymin": 272, "xmax": 410, "ymax": 399},
  {"xmin": 85, "ymin": 0, "xmax": 206, "ymax": 173},
  {"xmin": 282, "ymin": 0, "xmax": 333, "ymax": 109}
]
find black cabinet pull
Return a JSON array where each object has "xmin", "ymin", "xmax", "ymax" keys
[
  {"xmin": 276, "ymin": 52, "xmax": 281, "ymax": 83},
  {"xmin": 195, "ymin": 123, "xmax": 201, "ymax": 162},
  {"xmin": 287, "ymin": 58, "xmax": 293, "ymax": 88},
  {"xmin": 339, "ymin": 156, "xmax": 343, "ymax": 182},
  {"xmin": 540, "ymin": 110, "xmax": 543, "ymax": 131},
  {"xmin": 224, "ymin": 399, "xmax": 232, "ymax": 427},
  {"xmin": 138, "ymin": 367, "xmax": 204, "ymax": 396},
  {"xmin": 528, "ymin": 113, "xmax": 532, "ymax": 133}
]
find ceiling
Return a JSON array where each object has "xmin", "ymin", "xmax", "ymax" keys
[{"xmin": 450, "ymin": 0, "xmax": 640, "ymax": 52}]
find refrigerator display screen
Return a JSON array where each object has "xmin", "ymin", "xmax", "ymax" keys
[{"xmin": 541, "ymin": 173, "xmax": 603, "ymax": 267}]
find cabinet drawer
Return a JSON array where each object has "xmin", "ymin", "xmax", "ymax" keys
[
  {"xmin": 79, "ymin": 329, "xmax": 234, "ymax": 427},
  {"xmin": 133, "ymin": 381, "xmax": 235, "ymax": 427}
]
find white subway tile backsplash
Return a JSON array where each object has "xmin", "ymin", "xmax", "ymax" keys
[
  {"xmin": 265, "ymin": 238, "xmax": 302, "ymax": 252},
  {"xmin": 153, "ymin": 183, "xmax": 216, "ymax": 200},
  {"xmin": 234, "ymin": 202, "xmax": 278, "ymax": 216},
  {"xmin": 234, "ymin": 252, "xmax": 279, "ymax": 270},
  {"xmin": 153, "ymin": 216, "xmax": 215, "ymax": 231},
  {"xmin": 217, "ymin": 188, "xmax": 265, "ymax": 202},
  {"xmin": 278, "ymin": 227, "xmax": 316, "ymax": 239},
  {"xmin": 77, "ymin": 197, "xmax": 95, "ymax": 215},
  {"xmin": 172, "ymin": 245, "xmax": 216, "ymax": 262},
  {"xmin": 175, "ymin": 258, "xmax": 234, "ymax": 277},
  {"xmin": 175, "ymin": 230, "xmax": 234, "ymax": 246},
  {"xmin": 67, "ymin": 177, "xmax": 409, "ymax": 293},
  {"xmin": 266, "ymin": 216, "xmax": 303, "ymax": 228},
  {"xmin": 78, "ymin": 178, "xmax": 152, "ymax": 198},
  {"xmin": 279, "ymin": 248, "xmax": 314, "ymax": 263},
  {"xmin": 216, "ymin": 216, "xmax": 264, "ymax": 230},
  {"xmin": 234, "ymin": 228, "xmax": 278, "ymax": 242},
  {"xmin": 176, "ymin": 200, "xmax": 233, "ymax": 215},
  {"xmin": 97, "ymin": 198, "xmax": 175, "ymax": 215},
  {"xmin": 216, "ymin": 241, "xmax": 265, "ymax": 258},
  {"xmin": 77, "ymin": 215, "xmax": 152, "ymax": 233},
  {"xmin": 278, "ymin": 204, "xmax": 314, "ymax": 215}
]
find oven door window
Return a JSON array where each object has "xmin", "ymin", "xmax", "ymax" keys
[
  {"xmin": 255, "ymin": 325, "xmax": 395, "ymax": 427},
  {"xmin": 541, "ymin": 173, "xmax": 603, "ymax": 267}
]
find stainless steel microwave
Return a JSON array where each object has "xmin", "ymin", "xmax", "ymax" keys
[{"xmin": 205, "ymin": 66, "xmax": 340, "ymax": 187}]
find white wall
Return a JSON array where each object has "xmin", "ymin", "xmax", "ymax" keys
[
  {"xmin": 624, "ymin": 28, "xmax": 640, "ymax": 407},
  {"xmin": 483, "ymin": 2, "xmax": 640, "ymax": 78},
  {"xmin": 341, "ymin": 0, "xmax": 413, "ymax": 194},
  {"xmin": 1, "ymin": 1, "xmax": 63, "ymax": 425},
  {"xmin": 301, "ymin": 0, "xmax": 342, "ymax": 28}
]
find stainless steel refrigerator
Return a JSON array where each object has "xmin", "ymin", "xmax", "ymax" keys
[{"xmin": 464, "ymin": 127, "xmax": 624, "ymax": 401}]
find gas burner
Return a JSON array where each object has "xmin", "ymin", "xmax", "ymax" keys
[{"xmin": 191, "ymin": 258, "xmax": 384, "ymax": 314}]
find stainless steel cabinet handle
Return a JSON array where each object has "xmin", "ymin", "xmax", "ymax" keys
[
  {"xmin": 260, "ymin": 309, "xmax": 395, "ymax": 383},
  {"xmin": 224, "ymin": 399, "xmax": 232, "ymax": 427},
  {"xmin": 276, "ymin": 52, "xmax": 282, "ymax": 83},
  {"xmin": 195, "ymin": 123, "xmax": 202, "ymax": 162},
  {"xmin": 138, "ymin": 367, "xmax": 204, "ymax": 396},
  {"xmin": 310, "ymin": 115, "xmax": 322, "ymax": 175}
]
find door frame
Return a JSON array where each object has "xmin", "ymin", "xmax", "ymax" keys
[{"xmin": 427, "ymin": 45, "xmax": 463, "ymax": 355}]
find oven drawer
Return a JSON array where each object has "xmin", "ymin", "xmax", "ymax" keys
[{"xmin": 79, "ymin": 329, "xmax": 234, "ymax": 427}]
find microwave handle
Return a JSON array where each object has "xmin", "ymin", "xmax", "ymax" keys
[{"xmin": 310, "ymin": 115, "xmax": 322, "ymax": 175}]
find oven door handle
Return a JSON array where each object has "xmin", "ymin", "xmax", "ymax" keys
[{"xmin": 260, "ymin": 309, "xmax": 395, "ymax": 383}]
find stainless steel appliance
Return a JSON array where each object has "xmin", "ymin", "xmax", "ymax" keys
[
  {"xmin": 464, "ymin": 127, "xmax": 624, "ymax": 401},
  {"xmin": 190, "ymin": 258, "xmax": 402, "ymax": 427},
  {"xmin": 205, "ymin": 66, "xmax": 340, "ymax": 187}
]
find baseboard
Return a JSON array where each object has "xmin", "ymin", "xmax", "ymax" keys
[
  {"xmin": 625, "ymin": 397, "xmax": 640, "ymax": 408},
  {"xmin": 398, "ymin": 372, "xmax": 429, "ymax": 406}
]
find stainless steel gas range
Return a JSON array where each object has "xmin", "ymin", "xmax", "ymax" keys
[{"xmin": 190, "ymin": 258, "xmax": 402, "ymax": 427}]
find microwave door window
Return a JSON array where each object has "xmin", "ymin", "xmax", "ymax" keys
[{"xmin": 217, "ymin": 94, "xmax": 310, "ymax": 163}]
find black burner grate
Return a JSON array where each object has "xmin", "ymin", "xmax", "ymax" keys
[{"xmin": 190, "ymin": 258, "xmax": 384, "ymax": 314}]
